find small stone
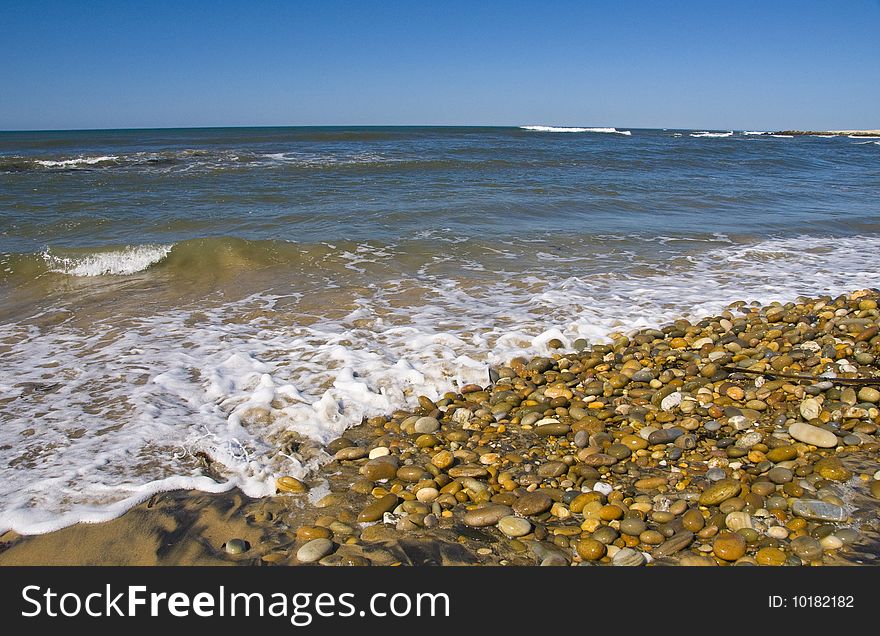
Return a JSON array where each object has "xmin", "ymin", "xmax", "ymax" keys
[
  {"xmin": 513, "ymin": 491, "xmax": 553, "ymax": 517},
  {"xmin": 814, "ymin": 457, "xmax": 851, "ymax": 482},
  {"xmin": 276, "ymin": 476, "xmax": 308, "ymax": 494},
  {"xmin": 296, "ymin": 526, "xmax": 332, "ymax": 541},
  {"xmin": 335, "ymin": 447, "xmax": 368, "ymax": 461},
  {"xmin": 791, "ymin": 499, "xmax": 848, "ymax": 522},
  {"xmin": 448, "ymin": 464, "xmax": 488, "ymax": 478},
  {"xmin": 699, "ymin": 479, "xmax": 742, "ymax": 506},
  {"xmin": 462, "ymin": 504, "xmax": 513, "ymax": 527},
  {"xmin": 297, "ymin": 538, "xmax": 334, "ymax": 564},
  {"xmin": 790, "ymin": 536, "xmax": 823, "ymax": 561},
  {"xmin": 576, "ymin": 538, "xmax": 607, "ymax": 561},
  {"xmin": 416, "ymin": 487, "xmax": 439, "ymax": 503},
  {"xmin": 799, "ymin": 398, "xmax": 822, "ymax": 421},
  {"xmin": 661, "ymin": 392, "xmax": 683, "ymax": 411},
  {"xmin": 368, "ymin": 446, "xmax": 390, "ymax": 459},
  {"xmin": 870, "ymin": 480, "xmax": 880, "ymax": 499},
  {"xmin": 431, "ymin": 449, "xmax": 454, "ymax": 469},
  {"xmin": 612, "ymin": 547, "xmax": 646, "ymax": 566},
  {"xmin": 766, "ymin": 445, "xmax": 798, "ymax": 462},
  {"xmin": 358, "ymin": 494, "xmax": 400, "ymax": 522},
  {"xmin": 682, "ymin": 509, "xmax": 705, "ymax": 532},
  {"xmin": 756, "ymin": 547, "xmax": 786, "ymax": 566},
  {"xmin": 767, "ymin": 467, "xmax": 793, "ymax": 484},
  {"xmin": 652, "ymin": 531, "xmax": 695, "ymax": 558},
  {"xmin": 498, "ymin": 515, "xmax": 532, "ymax": 537},
  {"xmin": 713, "ymin": 531, "xmax": 746, "ymax": 561},
  {"xmin": 788, "ymin": 422, "xmax": 837, "ymax": 448},
  {"xmin": 413, "ymin": 417, "xmax": 440, "ymax": 434},
  {"xmin": 535, "ymin": 423, "xmax": 571, "ymax": 436},
  {"xmin": 857, "ymin": 387, "xmax": 880, "ymax": 403},
  {"xmin": 225, "ymin": 539, "xmax": 248, "ymax": 555},
  {"xmin": 819, "ymin": 535, "xmax": 843, "ymax": 551},
  {"xmin": 725, "ymin": 511, "xmax": 753, "ymax": 532},
  {"xmin": 363, "ymin": 453, "xmax": 400, "ymax": 479},
  {"xmin": 619, "ymin": 517, "xmax": 647, "ymax": 536}
]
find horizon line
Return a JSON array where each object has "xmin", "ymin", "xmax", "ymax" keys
[{"xmin": 0, "ymin": 123, "xmax": 840, "ymax": 134}]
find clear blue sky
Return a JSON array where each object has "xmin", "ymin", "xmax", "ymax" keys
[{"xmin": 1, "ymin": 0, "xmax": 878, "ymax": 131}]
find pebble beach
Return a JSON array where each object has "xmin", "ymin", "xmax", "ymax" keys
[{"xmin": 3, "ymin": 289, "xmax": 879, "ymax": 566}]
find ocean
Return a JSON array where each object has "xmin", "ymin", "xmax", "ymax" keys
[{"xmin": 1, "ymin": 125, "xmax": 878, "ymax": 534}]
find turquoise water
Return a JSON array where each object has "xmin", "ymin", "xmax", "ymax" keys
[{"xmin": 1, "ymin": 126, "xmax": 879, "ymax": 533}]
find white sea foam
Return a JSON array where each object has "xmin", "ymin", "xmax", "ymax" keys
[
  {"xmin": 42, "ymin": 244, "xmax": 173, "ymax": 276},
  {"xmin": 849, "ymin": 135, "xmax": 880, "ymax": 139},
  {"xmin": 520, "ymin": 126, "xmax": 631, "ymax": 135},
  {"xmin": 770, "ymin": 134, "xmax": 794, "ymax": 138},
  {"xmin": 689, "ymin": 131, "xmax": 734, "ymax": 138},
  {"xmin": 36, "ymin": 155, "xmax": 119, "ymax": 168},
  {"xmin": 4, "ymin": 234, "xmax": 880, "ymax": 534},
  {"xmin": 741, "ymin": 131, "xmax": 768, "ymax": 135}
]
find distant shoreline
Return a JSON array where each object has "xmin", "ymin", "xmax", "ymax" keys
[{"xmin": 771, "ymin": 130, "xmax": 880, "ymax": 137}]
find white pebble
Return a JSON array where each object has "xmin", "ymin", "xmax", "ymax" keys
[
  {"xmin": 592, "ymin": 481, "xmax": 613, "ymax": 496},
  {"xmin": 368, "ymin": 446, "xmax": 390, "ymax": 459}
]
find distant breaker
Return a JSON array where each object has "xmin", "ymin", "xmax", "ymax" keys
[{"xmin": 519, "ymin": 125, "xmax": 632, "ymax": 135}]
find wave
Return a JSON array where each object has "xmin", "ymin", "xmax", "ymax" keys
[
  {"xmin": 35, "ymin": 155, "xmax": 120, "ymax": 168},
  {"xmin": 741, "ymin": 131, "xmax": 768, "ymax": 136},
  {"xmin": 849, "ymin": 135, "xmax": 880, "ymax": 139},
  {"xmin": 769, "ymin": 134, "xmax": 794, "ymax": 138},
  {"xmin": 689, "ymin": 131, "xmax": 734, "ymax": 138},
  {"xmin": 520, "ymin": 125, "xmax": 632, "ymax": 135},
  {"xmin": 41, "ymin": 244, "xmax": 173, "ymax": 276}
]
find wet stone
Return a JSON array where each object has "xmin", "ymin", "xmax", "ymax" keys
[{"xmin": 512, "ymin": 492, "xmax": 553, "ymax": 517}]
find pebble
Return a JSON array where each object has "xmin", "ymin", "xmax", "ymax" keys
[
  {"xmin": 791, "ymin": 500, "xmax": 848, "ymax": 522},
  {"xmin": 368, "ymin": 446, "xmax": 390, "ymax": 459},
  {"xmin": 814, "ymin": 457, "xmax": 851, "ymax": 481},
  {"xmin": 512, "ymin": 491, "xmax": 553, "ymax": 517},
  {"xmin": 819, "ymin": 535, "xmax": 844, "ymax": 551},
  {"xmin": 858, "ymin": 387, "xmax": 880, "ymax": 403},
  {"xmin": 612, "ymin": 547, "xmax": 646, "ymax": 566},
  {"xmin": 297, "ymin": 538, "xmax": 334, "ymax": 564},
  {"xmin": 699, "ymin": 479, "xmax": 742, "ymax": 506},
  {"xmin": 358, "ymin": 494, "xmax": 400, "ymax": 522},
  {"xmin": 463, "ymin": 504, "xmax": 513, "ymax": 527},
  {"xmin": 335, "ymin": 447, "xmax": 368, "ymax": 461},
  {"xmin": 361, "ymin": 457, "xmax": 398, "ymax": 481},
  {"xmin": 756, "ymin": 547, "xmax": 786, "ymax": 566},
  {"xmin": 576, "ymin": 538, "xmax": 607, "ymax": 561},
  {"xmin": 788, "ymin": 422, "xmax": 838, "ymax": 448},
  {"xmin": 799, "ymin": 398, "xmax": 821, "ymax": 421},
  {"xmin": 652, "ymin": 531, "xmax": 695, "ymax": 558},
  {"xmin": 276, "ymin": 476, "xmax": 308, "ymax": 494},
  {"xmin": 225, "ymin": 539, "xmax": 248, "ymax": 555},
  {"xmin": 713, "ymin": 531, "xmax": 746, "ymax": 561},
  {"xmin": 619, "ymin": 517, "xmax": 647, "ymax": 536},
  {"xmin": 414, "ymin": 417, "xmax": 440, "ymax": 434},
  {"xmin": 790, "ymin": 536, "xmax": 823, "ymax": 561},
  {"xmin": 498, "ymin": 516, "xmax": 532, "ymax": 537}
]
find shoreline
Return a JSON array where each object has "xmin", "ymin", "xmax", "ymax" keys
[
  {"xmin": 771, "ymin": 129, "xmax": 880, "ymax": 137},
  {"xmin": 3, "ymin": 289, "xmax": 880, "ymax": 566}
]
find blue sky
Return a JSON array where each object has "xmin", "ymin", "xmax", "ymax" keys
[{"xmin": 1, "ymin": 0, "xmax": 878, "ymax": 130}]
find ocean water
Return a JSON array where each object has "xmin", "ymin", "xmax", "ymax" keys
[{"xmin": 1, "ymin": 126, "xmax": 879, "ymax": 534}]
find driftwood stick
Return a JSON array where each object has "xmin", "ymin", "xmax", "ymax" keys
[{"xmin": 723, "ymin": 365, "xmax": 880, "ymax": 386}]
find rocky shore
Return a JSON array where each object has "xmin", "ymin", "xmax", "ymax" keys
[
  {"xmin": 3, "ymin": 290, "xmax": 880, "ymax": 566},
  {"xmin": 771, "ymin": 130, "xmax": 880, "ymax": 137}
]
